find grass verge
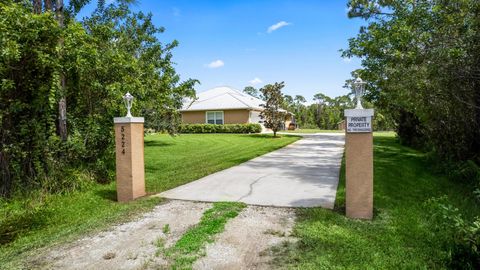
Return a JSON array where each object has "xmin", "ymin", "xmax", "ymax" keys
[
  {"xmin": 1, "ymin": 133, "xmax": 298, "ymax": 269},
  {"xmin": 163, "ymin": 202, "xmax": 246, "ymax": 269},
  {"xmin": 272, "ymin": 132, "xmax": 480, "ymax": 269},
  {"xmin": 281, "ymin": 129, "xmax": 344, "ymax": 134}
]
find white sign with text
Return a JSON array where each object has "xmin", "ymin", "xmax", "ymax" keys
[{"xmin": 346, "ymin": 116, "xmax": 372, "ymax": 133}]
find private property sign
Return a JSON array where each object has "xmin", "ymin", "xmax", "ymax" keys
[
  {"xmin": 346, "ymin": 116, "xmax": 372, "ymax": 133},
  {"xmin": 344, "ymin": 109, "xmax": 374, "ymax": 133}
]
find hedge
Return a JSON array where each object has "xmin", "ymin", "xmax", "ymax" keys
[{"xmin": 179, "ymin": 123, "xmax": 262, "ymax": 134}]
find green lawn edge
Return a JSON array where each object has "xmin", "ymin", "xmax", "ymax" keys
[
  {"xmin": 1, "ymin": 133, "xmax": 300, "ymax": 269},
  {"xmin": 273, "ymin": 132, "xmax": 480, "ymax": 269}
]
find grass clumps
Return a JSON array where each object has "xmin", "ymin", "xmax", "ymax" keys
[{"xmin": 164, "ymin": 202, "xmax": 246, "ymax": 269}]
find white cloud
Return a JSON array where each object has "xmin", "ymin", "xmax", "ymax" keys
[
  {"xmin": 343, "ymin": 57, "xmax": 352, "ymax": 63},
  {"xmin": 267, "ymin": 21, "xmax": 291, "ymax": 33},
  {"xmin": 205, "ymin": 60, "xmax": 224, "ymax": 69},
  {"xmin": 249, "ymin": 77, "xmax": 263, "ymax": 85}
]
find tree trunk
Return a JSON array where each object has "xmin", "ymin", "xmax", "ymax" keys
[
  {"xmin": 44, "ymin": 0, "xmax": 53, "ymax": 11},
  {"xmin": 33, "ymin": 0, "xmax": 42, "ymax": 13},
  {"xmin": 56, "ymin": 0, "xmax": 67, "ymax": 141}
]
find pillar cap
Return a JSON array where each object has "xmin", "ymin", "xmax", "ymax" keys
[
  {"xmin": 114, "ymin": 117, "xmax": 144, "ymax": 123},
  {"xmin": 345, "ymin": 109, "xmax": 374, "ymax": 117}
]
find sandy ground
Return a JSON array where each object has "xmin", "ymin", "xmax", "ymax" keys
[
  {"xmin": 29, "ymin": 200, "xmax": 211, "ymax": 270},
  {"xmin": 194, "ymin": 206, "xmax": 296, "ymax": 270},
  {"xmin": 29, "ymin": 201, "xmax": 296, "ymax": 270}
]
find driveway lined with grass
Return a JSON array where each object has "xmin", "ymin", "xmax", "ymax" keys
[
  {"xmin": 269, "ymin": 132, "xmax": 480, "ymax": 269},
  {"xmin": 2, "ymin": 133, "xmax": 298, "ymax": 269},
  {"xmin": 160, "ymin": 133, "xmax": 345, "ymax": 208}
]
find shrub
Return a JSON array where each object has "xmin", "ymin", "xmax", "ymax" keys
[
  {"xmin": 425, "ymin": 196, "xmax": 480, "ymax": 269},
  {"xmin": 179, "ymin": 123, "xmax": 262, "ymax": 134}
]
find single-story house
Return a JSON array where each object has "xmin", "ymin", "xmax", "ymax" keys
[{"xmin": 180, "ymin": 86, "xmax": 295, "ymax": 129}]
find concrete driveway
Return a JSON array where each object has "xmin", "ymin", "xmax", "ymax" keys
[{"xmin": 159, "ymin": 133, "xmax": 345, "ymax": 208}]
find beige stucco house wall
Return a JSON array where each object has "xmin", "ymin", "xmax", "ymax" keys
[
  {"xmin": 181, "ymin": 109, "xmax": 250, "ymax": 124},
  {"xmin": 180, "ymin": 86, "xmax": 295, "ymax": 129}
]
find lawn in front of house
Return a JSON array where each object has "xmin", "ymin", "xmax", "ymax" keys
[
  {"xmin": 274, "ymin": 132, "xmax": 480, "ymax": 269},
  {"xmin": 281, "ymin": 129, "xmax": 344, "ymax": 133},
  {"xmin": 0, "ymin": 133, "xmax": 299, "ymax": 269},
  {"xmin": 144, "ymin": 133, "xmax": 300, "ymax": 192}
]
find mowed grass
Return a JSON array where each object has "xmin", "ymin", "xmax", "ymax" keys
[
  {"xmin": 1, "ymin": 133, "xmax": 299, "ymax": 269},
  {"xmin": 145, "ymin": 133, "xmax": 300, "ymax": 192},
  {"xmin": 282, "ymin": 129, "xmax": 344, "ymax": 134},
  {"xmin": 275, "ymin": 132, "xmax": 480, "ymax": 269}
]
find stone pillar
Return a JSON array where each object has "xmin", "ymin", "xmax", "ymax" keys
[
  {"xmin": 344, "ymin": 109, "xmax": 374, "ymax": 219},
  {"xmin": 114, "ymin": 117, "xmax": 146, "ymax": 202}
]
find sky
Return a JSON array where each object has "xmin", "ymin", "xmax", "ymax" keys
[{"xmin": 78, "ymin": 0, "xmax": 364, "ymax": 103}]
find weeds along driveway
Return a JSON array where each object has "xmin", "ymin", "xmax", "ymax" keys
[
  {"xmin": 31, "ymin": 200, "xmax": 295, "ymax": 270},
  {"xmin": 159, "ymin": 133, "xmax": 345, "ymax": 208}
]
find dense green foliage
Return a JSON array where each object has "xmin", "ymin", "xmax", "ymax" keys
[
  {"xmin": 281, "ymin": 92, "xmax": 394, "ymax": 131},
  {"xmin": 426, "ymin": 196, "xmax": 480, "ymax": 268},
  {"xmin": 0, "ymin": 2, "xmax": 63, "ymax": 196},
  {"xmin": 343, "ymin": 2, "xmax": 480, "ymax": 263},
  {"xmin": 179, "ymin": 123, "xmax": 261, "ymax": 134},
  {"xmin": 344, "ymin": 0, "xmax": 480, "ymax": 163},
  {"xmin": 0, "ymin": 133, "xmax": 298, "ymax": 268},
  {"xmin": 0, "ymin": 1, "xmax": 197, "ymax": 197},
  {"xmin": 272, "ymin": 133, "xmax": 480, "ymax": 269}
]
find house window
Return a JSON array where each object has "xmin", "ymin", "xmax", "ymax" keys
[{"xmin": 206, "ymin": 111, "xmax": 224, "ymax": 124}]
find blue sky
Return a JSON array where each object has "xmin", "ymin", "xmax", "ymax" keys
[{"xmin": 79, "ymin": 1, "xmax": 364, "ymax": 102}]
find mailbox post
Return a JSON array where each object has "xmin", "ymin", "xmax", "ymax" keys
[
  {"xmin": 114, "ymin": 93, "xmax": 146, "ymax": 202},
  {"xmin": 345, "ymin": 78, "xmax": 374, "ymax": 219}
]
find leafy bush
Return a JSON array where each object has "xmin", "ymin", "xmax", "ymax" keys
[
  {"xmin": 179, "ymin": 124, "xmax": 262, "ymax": 134},
  {"xmin": 0, "ymin": 2, "xmax": 197, "ymax": 197},
  {"xmin": 425, "ymin": 196, "xmax": 480, "ymax": 269}
]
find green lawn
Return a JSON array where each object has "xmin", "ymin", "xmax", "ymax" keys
[
  {"xmin": 274, "ymin": 132, "xmax": 480, "ymax": 269},
  {"xmin": 0, "ymin": 133, "xmax": 299, "ymax": 269},
  {"xmin": 281, "ymin": 129, "xmax": 344, "ymax": 134},
  {"xmin": 145, "ymin": 134, "xmax": 300, "ymax": 192}
]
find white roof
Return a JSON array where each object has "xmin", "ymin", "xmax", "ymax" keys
[{"xmin": 181, "ymin": 86, "xmax": 265, "ymax": 111}]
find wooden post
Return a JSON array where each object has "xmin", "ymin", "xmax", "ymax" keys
[
  {"xmin": 345, "ymin": 109, "xmax": 374, "ymax": 219},
  {"xmin": 114, "ymin": 117, "xmax": 146, "ymax": 202}
]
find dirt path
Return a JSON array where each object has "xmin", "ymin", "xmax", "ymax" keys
[
  {"xmin": 30, "ymin": 200, "xmax": 296, "ymax": 270},
  {"xmin": 31, "ymin": 200, "xmax": 211, "ymax": 270},
  {"xmin": 194, "ymin": 206, "xmax": 296, "ymax": 270}
]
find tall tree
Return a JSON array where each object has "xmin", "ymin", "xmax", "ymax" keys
[
  {"xmin": 0, "ymin": 1, "xmax": 61, "ymax": 196},
  {"xmin": 343, "ymin": 0, "xmax": 480, "ymax": 161},
  {"xmin": 243, "ymin": 86, "xmax": 259, "ymax": 98},
  {"xmin": 0, "ymin": 1, "xmax": 197, "ymax": 197},
  {"xmin": 260, "ymin": 82, "xmax": 286, "ymax": 137},
  {"xmin": 56, "ymin": 0, "xmax": 67, "ymax": 141},
  {"xmin": 294, "ymin": 95, "xmax": 306, "ymax": 104}
]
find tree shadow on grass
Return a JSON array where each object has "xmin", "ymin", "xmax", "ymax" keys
[
  {"xmin": 0, "ymin": 205, "xmax": 51, "ymax": 245},
  {"xmin": 144, "ymin": 140, "xmax": 175, "ymax": 147},
  {"xmin": 244, "ymin": 134, "xmax": 301, "ymax": 139},
  {"xmin": 94, "ymin": 188, "xmax": 117, "ymax": 202}
]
